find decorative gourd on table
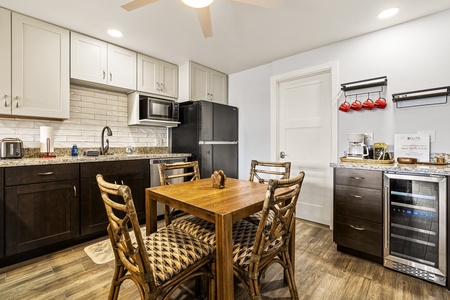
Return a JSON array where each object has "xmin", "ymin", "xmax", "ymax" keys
[{"xmin": 211, "ymin": 170, "xmax": 226, "ymax": 189}]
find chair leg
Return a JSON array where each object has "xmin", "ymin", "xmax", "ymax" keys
[
  {"xmin": 281, "ymin": 250, "xmax": 299, "ymax": 300},
  {"xmin": 209, "ymin": 261, "xmax": 216, "ymax": 300},
  {"xmin": 109, "ymin": 264, "xmax": 126, "ymax": 300}
]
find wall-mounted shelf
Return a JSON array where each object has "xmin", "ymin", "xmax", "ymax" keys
[
  {"xmin": 392, "ymin": 86, "xmax": 450, "ymax": 108},
  {"xmin": 341, "ymin": 76, "xmax": 388, "ymax": 92}
]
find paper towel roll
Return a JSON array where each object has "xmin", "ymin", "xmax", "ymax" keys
[{"xmin": 40, "ymin": 126, "xmax": 54, "ymax": 153}]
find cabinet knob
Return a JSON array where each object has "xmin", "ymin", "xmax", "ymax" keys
[
  {"xmin": 110, "ymin": 72, "xmax": 112, "ymax": 81},
  {"xmin": 15, "ymin": 96, "xmax": 19, "ymax": 108},
  {"xmin": 103, "ymin": 70, "xmax": 106, "ymax": 79},
  {"xmin": 4, "ymin": 95, "xmax": 7, "ymax": 107}
]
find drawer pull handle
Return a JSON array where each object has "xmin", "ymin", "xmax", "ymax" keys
[
  {"xmin": 38, "ymin": 171, "xmax": 54, "ymax": 176},
  {"xmin": 350, "ymin": 176, "xmax": 365, "ymax": 180},
  {"xmin": 350, "ymin": 194, "xmax": 363, "ymax": 198},
  {"xmin": 73, "ymin": 186, "xmax": 77, "ymax": 197},
  {"xmin": 350, "ymin": 225, "xmax": 365, "ymax": 231}
]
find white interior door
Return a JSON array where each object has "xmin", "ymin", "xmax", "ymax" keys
[{"xmin": 272, "ymin": 65, "xmax": 337, "ymax": 227}]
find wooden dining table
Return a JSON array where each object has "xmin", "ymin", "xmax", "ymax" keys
[{"xmin": 145, "ymin": 177, "xmax": 296, "ymax": 300}]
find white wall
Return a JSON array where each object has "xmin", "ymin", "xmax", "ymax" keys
[{"xmin": 229, "ymin": 9, "xmax": 450, "ymax": 178}]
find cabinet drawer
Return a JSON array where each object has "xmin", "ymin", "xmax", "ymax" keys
[
  {"xmin": 334, "ymin": 168, "xmax": 382, "ymax": 189},
  {"xmin": 334, "ymin": 185, "xmax": 382, "ymax": 223},
  {"xmin": 80, "ymin": 159, "xmax": 148, "ymax": 178},
  {"xmin": 334, "ymin": 214, "xmax": 382, "ymax": 258},
  {"xmin": 5, "ymin": 164, "xmax": 79, "ymax": 186}
]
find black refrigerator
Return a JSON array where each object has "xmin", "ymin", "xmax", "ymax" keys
[{"xmin": 172, "ymin": 101, "xmax": 238, "ymax": 179}]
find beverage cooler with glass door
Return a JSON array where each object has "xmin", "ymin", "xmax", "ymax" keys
[{"xmin": 384, "ymin": 172, "xmax": 447, "ymax": 286}]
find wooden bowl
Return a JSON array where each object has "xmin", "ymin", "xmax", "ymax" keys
[{"xmin": 397, "ymin": 157, "xmax": 417, "ymax": 164}]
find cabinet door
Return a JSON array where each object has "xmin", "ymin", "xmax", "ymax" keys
[
  {"xmin": 209, "ymin": 69, "xmax": 228, "ymax": 104},
  {"xmin": 107, "ymin": 44, "xmax": 136, "ymax": 90},
  {"xmin": 137, "ymin": 53, "xmax": 160, "ymax": 94},
  {"xmin": 70, "ymin": 32, "xmax": 108, "ymax": 85},
  {"xmin": 5, "ymin": 180, "xmax": 79, "ymax": 255},
  {"xmin": 0, "ymin": 8, "xmax": 11, "ymax": 116},
  {"xmin": 159, "ymin": 60, "xmax": 178, "ymax": 98},
  {"xmin": 11, "ymin": 13, "xmax": 69, "ymax": 119},
  {"xmin": 190, "ymin": 62, "xmax": 209, "ymax": 100},
  {"xmin": 80, "ymin": 172, "xmax": 148, "ymax": 235}
]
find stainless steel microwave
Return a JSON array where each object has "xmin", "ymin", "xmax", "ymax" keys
[{"xmin": 139, "ymin": 96, "xmax": 179, "ymax": 122}]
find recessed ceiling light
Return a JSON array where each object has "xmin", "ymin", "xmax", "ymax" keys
[
  {"xmin": 107, "ymin": 29, "xmax": 123, "ymax": 38},
  {"xmin": 378, "ymin": 7, "xmax": 400, "ymax": 19},
  {"xmin": 181, "ymin": 0, "xmax": 214, "ymax": 8}
]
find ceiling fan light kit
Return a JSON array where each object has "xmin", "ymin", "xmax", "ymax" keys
[{"xmin": 182, "ymin": 0, "xmax": 214, "ymax": 8}]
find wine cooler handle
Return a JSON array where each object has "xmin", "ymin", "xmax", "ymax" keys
[{"xmin": 384, "ymin": 185, "xmax": 389, "ymax": 249}]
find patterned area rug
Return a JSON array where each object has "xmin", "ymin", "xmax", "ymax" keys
[{"xmin": 84, "ymin": 227, "xmax": 145, "ymax": 264}]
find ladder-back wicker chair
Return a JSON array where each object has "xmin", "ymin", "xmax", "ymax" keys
[
  {"xmin": 233, "ymin": 171, "xmax": 305, "ymax": 300},
  {"xmin": 158, "ymin": 161, "xmax": 201, "ymax": 226},
  {"xmin": 96, "ymin": 174, "xmax": 215, "ymax": 300},
  {"xmin": 245, "ymin": 160, "xmax": 291, "ymax": 226}
]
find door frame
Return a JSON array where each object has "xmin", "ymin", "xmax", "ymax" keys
[
  {"xmin": 269, "ymin": 61, "xmax": 339, "ymax": 227},
  {"xmin": 269, "ymin": 61, "xmax": 340, "ymax": 163}
]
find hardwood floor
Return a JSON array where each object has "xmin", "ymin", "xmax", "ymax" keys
[{"xmin": 1, "ymin": 219, "xmax": 449, "ymax": 299}]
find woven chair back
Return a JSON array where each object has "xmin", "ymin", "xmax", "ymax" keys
[
  {"xmin": 96, "ymin": 174, "xmax": 157, "ymax": 290},
  {"xmin": 249, "ymin": 160, "xmax": 291, "ymax": 184},
  {"xmin": 253, "ymin": 171, "xmax": 305, "ymax": 262},
  {"xmin": 159, "ymin": 161, "xmax": 201, "ymax": 185}
]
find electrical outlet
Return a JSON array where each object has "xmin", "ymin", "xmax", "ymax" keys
[
  {"xmin": 418, "ymin": 130, "xmax": 436, "ymax": 143},
  {"xmin": 364, "ymin": 132, "xmax": 373, "ymax": 145}
]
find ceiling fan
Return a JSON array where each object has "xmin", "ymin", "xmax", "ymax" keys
[{"xmin": 120, "ymin": 0, "xmax": 281, "ymax": 38}]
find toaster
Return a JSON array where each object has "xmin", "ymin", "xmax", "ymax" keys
[{"xmin": 1, "ymin": 138, "xmax": 24, "ymax": 159}]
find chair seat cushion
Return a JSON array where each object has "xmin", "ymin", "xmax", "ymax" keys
[
  {"xmin": 244, "ymin": 210, "xmax": 275, "ymax": 228},
  {"xmin": 173, "ymin": 217, "xmax": 282, "ymax": 269},
  {"xmin": 172, "ymin": 216, "xmax": 217, "ymax": 245},
  {"xmin": 232, "ymin": 220, "xmax": 283, "ymax": 268},
  {"xmin": 139, "ymin": 225, "xmax": 215, "ymax": 286}
]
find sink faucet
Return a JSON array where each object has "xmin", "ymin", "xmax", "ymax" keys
[{"xmin": 100, "ymin": 126, "xmax": 113, "ymax": 155}]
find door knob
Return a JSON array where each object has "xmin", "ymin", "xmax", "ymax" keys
[{"xmin": 280, "ymin": 151, "xmax": 288, "ymax": 159}]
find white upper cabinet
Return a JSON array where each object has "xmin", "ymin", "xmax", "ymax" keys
[
  {"xmin": 137, "ymin": 53, "xmax": 178, "ymax": 99},
  {"xmin": 179, "ymin": 61, "xmax": 228, "ymax": 104},
  {"xmin": 0, "ymin": 8, "xmax": 11, "ymax": 116},
  {"xmin": 71, "ymin": 32, "xmax": 136, "ymax": 91},
  {"xmin": 1, "ymin": 12, "xmax": 69, "ymax": 119}
]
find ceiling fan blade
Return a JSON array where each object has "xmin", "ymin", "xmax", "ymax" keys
[
  {"xmin": 195, "ymin": 7, "xmax": 213, "ymax": 38},
  {"xmin": 121, "ymin": 0, "xmax": 159, "ymax": 11},
  {"xmin": 230, "ymin": 0, "xmax": 282, "ymax": 9}
]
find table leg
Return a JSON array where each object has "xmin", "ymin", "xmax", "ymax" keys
[
  {"xmin": 215, "ymin": 213, "xmax": 234, "ymax": 300},
  {"xmin": 145, "ymin": 189, "xmax": 158, "ymax": 236}
]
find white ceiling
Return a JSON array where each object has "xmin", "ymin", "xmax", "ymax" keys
[{"xmin": 1, "ymin": 0, "xmax": 450, "ymax": 74}]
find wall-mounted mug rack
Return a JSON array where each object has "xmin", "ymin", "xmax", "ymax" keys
[{"xmin": 339, "ymin": 76, "xmax": 388, "ymax": 112}]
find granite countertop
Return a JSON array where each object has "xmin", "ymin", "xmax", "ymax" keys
[
  {"xmin": 0, "ymin": 153, "xmax": 191, "ymax": 168},
  {"xmin": 330, "ymin": 161, "xmax": 450, "ymax": 176}
]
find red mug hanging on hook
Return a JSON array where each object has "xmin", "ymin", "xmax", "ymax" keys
[
  {"xmin": 339, "ymin": 100, "xmax": 351, "ymax": 112},
  {"xmin": 374, "ymin": 97, "xmax": 387, "ymax": 108},
  {"xmin": 350, "ymin": 99, "xmax": 362, "ymax": 111}
]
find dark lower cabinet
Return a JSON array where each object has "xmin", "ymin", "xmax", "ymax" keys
[
  {"xmin": 80, "ymin": 160, "xmax": 149, "ymax": 235},
  {"xmin": 4, "ymin": 164, "xmax": 79, "ymax": 256},
  {"xmin": 333, "ymin": 168, "xmax": 383, "ymax": 263}
]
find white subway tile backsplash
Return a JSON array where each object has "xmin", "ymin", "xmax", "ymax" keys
[{"xmin": 0, "ymin": 85, "xmax": 167, "ymax": 149}]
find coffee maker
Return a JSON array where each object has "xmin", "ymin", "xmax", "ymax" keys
[{"xmin": 346, "ymin": 133, "xmax": 369, "ymax": 159}]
